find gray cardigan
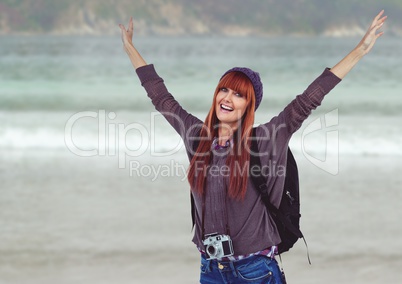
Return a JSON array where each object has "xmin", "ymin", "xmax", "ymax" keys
[{"xmin": 136, "ymin": 64, "xmax": 341, "ymax": 255}]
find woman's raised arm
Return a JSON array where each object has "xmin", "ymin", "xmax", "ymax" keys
[
  {"xmin": 330, "ymin": 10, "xmax": 387, "ymax": 79},
  {"xmin": 119, "ymin": 17, "xmax": 147, "ymax": 69}
]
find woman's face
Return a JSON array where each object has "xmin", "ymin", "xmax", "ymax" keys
[{"xmin": 215, "ymin": 87, "xmax": 248, "ymax": 130}]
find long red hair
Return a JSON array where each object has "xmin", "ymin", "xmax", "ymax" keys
[{"xmin": 187, "ymin": 71, "xmax": 256, "ymax": 201}]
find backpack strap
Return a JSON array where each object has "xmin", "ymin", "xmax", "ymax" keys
[
  {"xmin": 249, "ymin": 129, "xmax": 303, "ymax": 239},
  {"xmin": 190, "ymin": 192, "xmax": 196, "ymax": 230},
  {"xmin": 189, "ymin": 137, "xmax": 200, "ymax": 231}
]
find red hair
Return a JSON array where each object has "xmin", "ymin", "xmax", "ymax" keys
[{"xmin": 187, "ymin": 71, "xmax": 256, "ymax": 200}]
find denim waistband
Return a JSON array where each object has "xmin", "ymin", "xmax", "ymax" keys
[
  {"xmin": 200, "ymin": 252, "xmax": 278, "ymax": 272},
  {"xmin": 198, "ymin": 245, "xmax": 278, "ymax": 262}
]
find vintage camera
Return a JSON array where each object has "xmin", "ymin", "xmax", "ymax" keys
[{"xmin": 203, "ymin": 233, "xmax": 234, "ymax": 260}]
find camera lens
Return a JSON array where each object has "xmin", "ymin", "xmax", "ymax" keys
[{"xmin": 207, "ymin": 245, "xmax": 216, "ymax": 256}]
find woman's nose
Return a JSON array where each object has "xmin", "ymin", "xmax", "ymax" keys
[{"xmin": 223, "ymin": 90, "xmax": 234, "ymax": 100}]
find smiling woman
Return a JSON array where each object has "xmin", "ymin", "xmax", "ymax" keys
[
  {"xmin": 188, "ymin": 68, "xmax": 258, "ymax": 202},
  {"xmin": 215, "ymin": 71, "xmax": 256, "ymax": 134},
  {"xmin": 118, "ymin": 11, "xmax": 387, "ymax": 284}
]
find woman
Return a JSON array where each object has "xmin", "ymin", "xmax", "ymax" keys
[{"xmin": 119, "ymin": 11, "xmax": 387, "ymax": 284}]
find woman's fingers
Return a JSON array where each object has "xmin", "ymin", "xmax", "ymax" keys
[
  {"xmin": 368, "ymin": 11, "xmax": 387, "ymax": 37},
  {"xmin": 119, "ymin": 18, "xmax": 135, "ymax": 46},
  {"xmin": 119, "ymin": 24, "xmax": 126, "ymax": 32},
  {"xmin": 119, "ymin": 17, "xmax": 133, "ymax": 33},
  {"xmin": 129, "ymin": 17, "xmax": 134, "ymax": 32},
  {"xmin": 359, "ymin": 11, "xmax": 387, "ymax": 54},
  {"xmin": 374, "ymin": 17, "xmax": 387, "ymax": 37},
  {"xmin": 376, "ymin": 16, "xmax": 387, "ymax": 29},
  {"xmin": 371, "ymin": 10, "xmax": 384, "ymax": 28},
  {"xmin": 375, "ymin": 10, "xmax": 384, "ymax": 21},
  {"xmin": 371, "ymin": 10, "xmax": 387, "ymax": 30}
]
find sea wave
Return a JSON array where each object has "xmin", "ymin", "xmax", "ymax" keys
[{"xmin": 0, "ymin": 112, "xmax": 402, "ymax": 157}]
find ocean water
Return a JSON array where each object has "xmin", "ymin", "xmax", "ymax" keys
[
  {"xmin": 1, "ymin": 35, "xmax": 402, "ymax": 157},
  {"xmin": 1, "ymin": 35, "xmax": 402, "ymax": 283}
]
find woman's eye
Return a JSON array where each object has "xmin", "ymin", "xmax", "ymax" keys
[
  {"xmin": 221, "ymin": 88, "xmax": 228, "ymax": 92},
  {"xmin": 235, "ymin": 92, "xmax": 243, "ymax": 97}
]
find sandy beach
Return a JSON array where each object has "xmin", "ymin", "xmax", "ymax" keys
[{"xmin": 1, "ymin": 147, "xmax": 401, "ymax": 284}]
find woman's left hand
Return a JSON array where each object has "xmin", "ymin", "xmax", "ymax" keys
[
  {"xmin": 357, "ymin": 10, "xmax": 387, "ymax": 55},
  {"xmin": 330, "ymin": 10, "xmax": 387, "ymax": 79}
]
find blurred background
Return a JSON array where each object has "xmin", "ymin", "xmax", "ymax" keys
[
  {"xmin": 1, "ymin": 1, "xmax": 401, "ymax": 283},
  {"xmin": 1, "ymin": 0, "xmax": 402, "ymax": 36}
]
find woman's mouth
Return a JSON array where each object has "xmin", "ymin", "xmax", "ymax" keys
[{"xmin": 220, "ymin": 104, "xmax": 234, "ymax": 112}]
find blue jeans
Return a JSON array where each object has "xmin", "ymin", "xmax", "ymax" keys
[{"xmin": 200, "ymin": 254, "xmax": 285, "ymax": 284}]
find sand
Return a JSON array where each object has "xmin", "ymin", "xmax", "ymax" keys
[{"xmin": 1, "ymin": 148, "xmax": 401, "ymax": 284}]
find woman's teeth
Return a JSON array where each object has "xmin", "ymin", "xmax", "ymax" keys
[{"xmin": 221, "ymin": 104, "xmax": 233, "ymax": 111}]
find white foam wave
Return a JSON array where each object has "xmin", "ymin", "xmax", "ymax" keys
[{"xmin": 1, "ymin": 124, "xmax": 401, "ymax": 158}]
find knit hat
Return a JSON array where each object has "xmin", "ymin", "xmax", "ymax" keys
[{"xmin": 220, "ymin": 67, "xmax": 263, "ymax": 110}]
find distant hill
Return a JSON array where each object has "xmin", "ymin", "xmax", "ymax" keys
[{"xmin": 0, "ymin": 0, "xmax": 401, "ymax": 36}]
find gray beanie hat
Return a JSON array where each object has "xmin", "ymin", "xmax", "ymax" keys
[{"xmin": 220, "ymin": 67, "xmax": 263, "ymax": 110}]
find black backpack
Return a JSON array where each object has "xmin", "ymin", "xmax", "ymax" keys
[
  {"xmin": 190, "ymin": 128, "xmax": 307, "ymax": 258},
  {"xmin": 249, "ymin": 128, "xmax": 307, "ymax": 256}
]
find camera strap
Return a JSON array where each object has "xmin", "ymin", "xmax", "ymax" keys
[{"xmin": 201, "ymin": 183, "xmax": 231, "ymax": 240}]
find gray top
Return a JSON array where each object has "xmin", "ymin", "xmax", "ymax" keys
[{"xmin": 136, "ymin": 64, "xmax": 341, "ymax": 255}]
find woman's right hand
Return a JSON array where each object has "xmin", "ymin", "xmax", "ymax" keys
[
  {"xmin": 119, "ymin": 17, "xmax": 134, "ymax": 48},
  {"xmin": 118, "ymin": 17, "xmax": 147, "ymax": 69}
]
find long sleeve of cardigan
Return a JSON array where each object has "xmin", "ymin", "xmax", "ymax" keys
[
  {"xmin": 136, "ymin": 64, "xmax": 203, "ymax": 152},
  {"xmin": 283, "ymin": 68, "xmax": 342, "ymax": 134},
  {"xmin": 256, "ymin": 68, "xmax": 342, "ymax": 152}
]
